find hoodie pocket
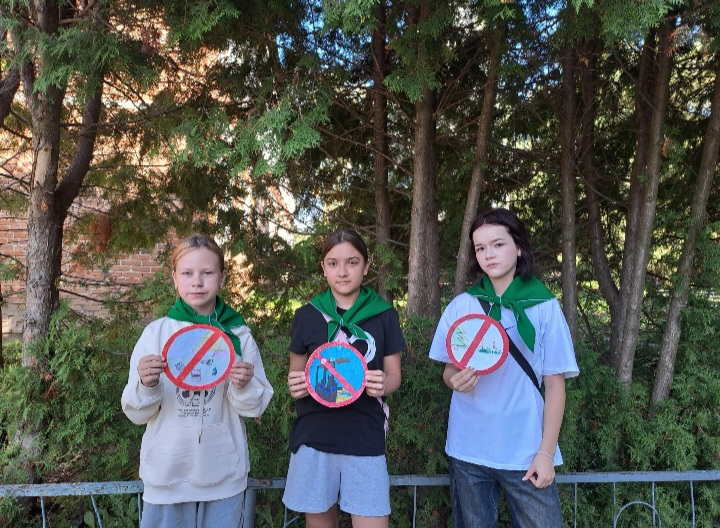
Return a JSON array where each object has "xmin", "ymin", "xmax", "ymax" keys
[{"xmin": 141, "ymin": 423, "xmax": 242, "ymax": 487}]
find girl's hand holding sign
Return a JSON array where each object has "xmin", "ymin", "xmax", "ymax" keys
[
  {"xmin": 364, "ymin": 369, "xmax": 386, "ymax": 397},
  {"xmin": 444, "ymin": 365, "xmax": 478, "ymax": 393},
  {"xmin": 138, "ymin": 355, "xmax": 167, "ymax": 387},
  {"xmin": 287, "ymin": 371, "xmax": 309, "ymax": 399},
  {"xmin": 229, "ymin": 361, "xmax": 254, "ymax": 389}
]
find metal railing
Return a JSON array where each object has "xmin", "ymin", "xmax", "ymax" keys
[{"xmin": 1, "ymin": 470, "xmax": 719, "ymax": 527}]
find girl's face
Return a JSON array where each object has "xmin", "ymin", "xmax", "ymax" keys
[
  {"xmin": 322, "ymin": 242, "xmax": 369, "ymax": 307},
  {"xmin": 472, "ymin": 223, "xmax": 521, "ymax": 294},
  {"xmin": 172, "ymin": 247, "xmax": 225, "ymax": 315}
]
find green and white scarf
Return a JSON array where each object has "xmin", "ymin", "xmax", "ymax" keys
[
  {"xmin": 310, "ymin": 286, "xmax": 392, "ymax": 342},
  {"xmin": 467, "ymin": 275, "xmax": 554, "ymax": 352}
]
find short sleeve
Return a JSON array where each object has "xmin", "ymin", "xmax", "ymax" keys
[
  {"xmin": 539, "ymin": 300, "xmax": 579, "ymax": 378},
  {"xmin": 289, "ymin": 309, "xmax": 306, "ymax": 354},
  {"xmin": 289, "ymin": 304, "xmax": 327, "ymax": 355},
  {"xmin": 429, "ymin": 296, "xmax": 462, "ymax": 363},
  {"xmin": 383, "ymin": 308, "xmax": 407, "ymax": 356}
]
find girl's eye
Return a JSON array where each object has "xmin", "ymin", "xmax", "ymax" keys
[
  {"xmin": 182, "ymin": 271, "xmax": 192, "ymax": 276},
  {"xmin": 326, "ymin": 261, "xmax": 336, "ymax": 267}
]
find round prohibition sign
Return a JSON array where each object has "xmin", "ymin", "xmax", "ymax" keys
[
  {"xmin": 446, "ymin": 314, "xmax": 509, "ymax": 376},
  {"xmin": 305, "ymin": 342, "xmax": 367, "ymax": 408},
  {"xmin": 162, "ymin": 324, "xmax": 235, "ymax": 390}
]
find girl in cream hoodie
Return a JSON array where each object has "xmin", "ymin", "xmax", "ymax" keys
[{"xmin": 122, "ymin": 235, "xmax": 273, "ymax": 528}]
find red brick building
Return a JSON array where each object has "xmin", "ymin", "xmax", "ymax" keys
[{"xmin": 1, "ymin": 211, "xmax": 170, "ymax": 338}]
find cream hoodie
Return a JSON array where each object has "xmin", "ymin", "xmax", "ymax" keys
[{"xmin": 121, "ymin": 317, "xmax": 274, "ymax": 505}]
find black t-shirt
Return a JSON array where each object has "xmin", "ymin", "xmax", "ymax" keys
[{"xmin": 288, "ymin": 303, "xmax": 406, "ymax": 456}]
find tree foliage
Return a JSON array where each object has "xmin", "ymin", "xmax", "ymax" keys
[{"xmin": 2, "ymin": 0, "xmax": 720, "ymax": 524}]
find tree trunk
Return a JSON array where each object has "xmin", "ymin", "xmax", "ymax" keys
[
  {"xmin": 580, "ymin": 39, "xmax": 619, "ymax": 316},
  {"xmin": 372, "ymin": 1, "xmax": 393, "ymax": 303},
  {"xmin": 453, "ymin": 23, "xmax": 504, "ymax": 295},
  {"xmin": 407, "ymin": 86, "xmax": 440, "ymax": 318},
  {"xmin": 650, "ymin": 55, "xmax": 720, "ymax": 409},
  {"xmin": 22, "ymin": 70, "xmax": 65, "ymax": 359},
  {"xmin": 615, "ymin": 21, "xmax": 675, "ymax": 386},
  {"xmin": 0, "ymin": 65, "xmax": 20, "ymax": 124},
  {"xmin": 13, "ymin": 1, "xmax": 64, "ymax": 483},
  {"xmin": 13, "ymin": 1, "xmax": 104, "ymax": 484},
  {"xmin": 559, "ymin": 41, "xmax": 578, "ymax": 342},
  {"xmin": 610, "ymin": 31, "xmax": 656, "ymax": 370}
]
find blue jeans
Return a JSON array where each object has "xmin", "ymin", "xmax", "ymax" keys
[{"xmin": 449, "ymin": 457, "xmax": 563, "ymax": 528}]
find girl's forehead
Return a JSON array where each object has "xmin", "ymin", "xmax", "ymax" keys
[
  {"xmin": 472, "ymin": 223, "xmax": 511, "ymax": 242},
  {"xmin": 324, "ymin": 241, "xmax": 364, "ymax": 260},
  {"xmin": 175, "ymin": 247, "xmax": 223, "ymax": 268}
]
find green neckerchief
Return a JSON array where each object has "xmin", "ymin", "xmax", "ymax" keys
[
  {"xmin": 467, "ymin": 275, "xmax": 554, "ymax": 352},
  {"xmin": 167, "ymin": 297, "xmax": 246, "ymax": 357},
  {"xmin": 310, "ymin": 286, "xmax": 392, "ymax": 342}
]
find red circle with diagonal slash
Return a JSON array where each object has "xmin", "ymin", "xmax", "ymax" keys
[
  {"xmin": 446, "ymin": 314, "xmax": 509, "ymax": 376},
  {"xmin": 305, "ymin": 342, "xmax": 367, "ymax": 408},
  {"xmin": 162, "ymin": 324, "xmax": 235, "ymax": 390}
]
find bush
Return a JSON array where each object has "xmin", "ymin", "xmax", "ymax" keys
[
  {"xmin": 2, "ymin": 292, "xmax": 720, "ymax": 526},
  {"xmin": 0, "ymin": 306, "xmax": 144, "ymax": 526}
]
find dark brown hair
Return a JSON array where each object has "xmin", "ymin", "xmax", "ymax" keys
[
  {"xmin": 321, "ymin": 230, "xmax": 369, "ymax": 262},
  {"xmin": 468, "ymin": 208, "xmax": 535, "ymax": 279}
]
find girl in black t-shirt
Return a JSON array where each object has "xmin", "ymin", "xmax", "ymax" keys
[{"xmin": 283, "ymin": 230, "xmax": 405, "ymax": 528}]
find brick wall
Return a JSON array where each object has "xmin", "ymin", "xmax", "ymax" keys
[{"xmin": 1, "ymin": 214, "xmax": 172, "ymax": 338}]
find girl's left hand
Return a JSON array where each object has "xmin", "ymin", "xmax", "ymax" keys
[
  {"xmin": 522, "ymin": 452, "xmax": 555, "ymax": 489},
  {"xmin": 230, "ymin": 361, "xmax": 254, "ymax": 389},
  {"xmin": 365, "ymin": 369, "xmax": 386, "ymax": 397}
]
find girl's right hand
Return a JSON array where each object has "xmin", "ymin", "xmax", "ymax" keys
[
  {"xmin": 287, "ymin": 371, "xmax": 309, "ymax": 399},
  {"xmin": 448, "ymin": 367, "xmax": 478, "ymax": 392},
  {"xmin": 138, "ymin": 355, "xmax": 166, "ymax": 387}
]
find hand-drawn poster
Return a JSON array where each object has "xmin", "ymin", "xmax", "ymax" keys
[
  {"xmin": 305, "ymin": 342, "xmax": 367, "ymax": 408},
  {"xmin": 446, "ymin": 314, "xmax": 509, "ymax": 375},
  {"xmin": 163, "ymin": 324, "xmax": 235, "ymax": 390}
]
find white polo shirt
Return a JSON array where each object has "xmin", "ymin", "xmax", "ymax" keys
[{"xmin": 429, "ymin": 293, "xmax": 579, "ymax": 470}]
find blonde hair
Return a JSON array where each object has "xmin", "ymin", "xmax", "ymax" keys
[{"xmin": 171, "ymin": 234, "xmax": 225, "ymax": 272}]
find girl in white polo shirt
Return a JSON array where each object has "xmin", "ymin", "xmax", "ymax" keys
[{"xmin": 429, "ymin": 209, "xmax": 579, "ymax": 528}]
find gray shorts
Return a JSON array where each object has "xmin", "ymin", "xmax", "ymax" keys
[
  {"xmin": 282, "ymin": 445, "xmax": 391, "ymax": 517},
  {"xmin": 141, "ymin": 492, "xmax": 245, "ymax": 528}
]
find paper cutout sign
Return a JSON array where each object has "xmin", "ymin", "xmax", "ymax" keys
[
  {"xmin": 163, "ymin": 324, "xmax": 235, "ymax": 390},
  {"xmin": 446, "ymin": 314, "xmax": 509, "ymax": 376},
  {"xmin": 305, "ymin": 342, "xmax": 367, "ymax": 408}
]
